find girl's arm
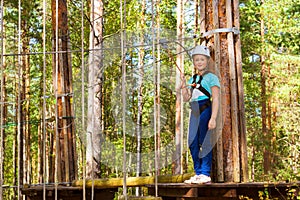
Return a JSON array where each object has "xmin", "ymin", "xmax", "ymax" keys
[
  {"xmin": 208, "ymin": 86, "xmax": 219, "ymax": 130},
  {"xmin": 182, "ymin": 86, "xmax": 191, "ymax": 102},
  {"xmin": 180, "ymin": 74, "xmax": 191, "ymax": 102}
]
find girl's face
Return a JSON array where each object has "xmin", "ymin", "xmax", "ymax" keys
[{"xmin": 193, "ymin": 54, "xmax": 209, "ymax": 72}]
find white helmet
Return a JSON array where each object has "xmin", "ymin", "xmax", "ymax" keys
[{"xmin": 191, "ymin": 45, "xmax": 210, "ymax": 58}]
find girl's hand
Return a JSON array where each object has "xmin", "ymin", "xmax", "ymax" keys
[
  {"xmin": 180, "ymin": 73, "xmax": 187, "ymax": 88},
  {"xmin": 208, "ymin": 118, "xmax": 216, "ymax": 130},
  {"xmin": 180, "ymin": 73, "xmax": 186, "ymax": 82}
]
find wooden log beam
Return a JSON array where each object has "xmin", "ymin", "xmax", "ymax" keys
[
  {"xmin": 233, "ymin": 0, "xmax": 248, "ymax": 182},
  {"xmin": 204, "ymin": 0, "xmax": 246, "ymax": 183},
  {"xmin": 72, "ymin": 173, "xmax": 194, "ymax": 188},
  {"xmin": 118, "ymin": 196, "xmax": 162, "ymax": 200},
  {"xmin": 212, "ymin": 0, "xmax": 224, "ymax": 183},
  {"xmin": 226, "ymin": 0, "xmax": 240, "ymax": 183}
]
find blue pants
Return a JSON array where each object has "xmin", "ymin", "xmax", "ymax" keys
[{"xmin": 188, "ymin": 99, "xmax": 212, "ymax": 176}]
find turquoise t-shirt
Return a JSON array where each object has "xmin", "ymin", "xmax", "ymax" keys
[{"xmin": 187, "ymin": 72, "xmax": 220, "ymax": 102}]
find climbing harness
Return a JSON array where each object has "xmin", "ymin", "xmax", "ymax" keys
[
  {"xmin": 190, "ymin": 74, "xmax": 212, "ymax": 115},
  {"xmin": 191, "ymin": 74, "xmax": 211, "ymax": 99}
]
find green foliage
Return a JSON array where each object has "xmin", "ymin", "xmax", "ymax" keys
[{"xmin": 241, "ymin": 0, "xmax": 300, "ymax": 182}]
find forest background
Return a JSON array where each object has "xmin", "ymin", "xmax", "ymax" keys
[{"xmin": 0, "ymin": 0, "xmax": 299, "ymax": 198}]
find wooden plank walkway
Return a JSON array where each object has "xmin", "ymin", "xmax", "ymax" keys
[
  {"xmin": 21, "ymin": 181, "xmax": 300, "ymax": 200},
  {"xmin": 146, "ymin": 182, "xmax": 300, "ymax": 200},
  {"xmin": 21, "ymin": 186, "xmax": 118, "ymax": 200}
]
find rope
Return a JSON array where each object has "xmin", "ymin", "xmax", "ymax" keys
[
  {"xmin": 17, "ymin": 0, "xmax": 22, "ymax": 198},
  {"xmin": 42, "ymin": 0, "xmax": 47, "ymax": 199},
  {"xmin": 120, "ymin": 0, "xmax": 127, "ymax": 198},
  {"xmin": 90, "ymin": 0, "xmax": 95, "ymax": 198},
  {"xmin": 54, "ymin": 0, "xmax": 59, "ymax": 199},
  {"xmin": 156, "ymin": 0, "xmax": 161, "ymax": 189},
  {"xmin": 151, "ymin": 0, "xmax": 158, "ymax": 197}
]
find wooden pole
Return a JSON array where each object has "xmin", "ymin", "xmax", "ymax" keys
[
  {"xmin": 226, "ymin": 0, "xmax": 240, "ymax": 183},
  {"xmin": 203, "ymin": 0, "xmax": 247, "ymax": 183},
  {"xmin": 51, "ymin": 0, "xmax": 76, "ymax": 183},
  {"xmin": 59, "ymin": 39, "xmax": 70, "ymax": 183},
  {"xmin": 233, "ymin": 0, "xmax": 248, "ymax": 182},
  {"xmin": 215, "ymin": 0, "xmax": 234, "ymax": 182},
  {"xmin": 212, "ymin": 0, "xmax": 224, "ymax": 183},
  {"xmin": 200, "ymin": 0, "xmax": 206, "ymax": 39}
]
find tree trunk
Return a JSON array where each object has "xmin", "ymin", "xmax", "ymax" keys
[
  {"xmin": 203, "ymin": 0, "xmax": 248, "ymax": 182},
  {"xmin": 211, "ymin": 0, "xmax": 224, "ymax": 183},
  {"xmin": 260, "ymin": 0, "xmax": 270, "ymax": 175},
  {"xmin": 51, "ymin": 0, "xmax": 77, "ymax": 183},
  {"xmin": 21, "ymin": 16, "xmax": 31, "ymax": 185},
  {"xmin": 86, "ymin": 0, "xmax": 104, "ymax": 178},
  {"xmin": 233, "ymin": 0, "xmax": 248, "ymax": 182},
  {"xmin": 0, "ymin": 22, "xmax": 7, "ymax": 197},
  {"xmin": 38, "ymin": 77, "xmax": 43, "ymax": 183},
  {"xmin": 174, "ymin": 0, "xmax": 184, "ymax": 175},
  {"xmin": 194, "ymin": 0, "xmax": 200, "ymax": 36}
]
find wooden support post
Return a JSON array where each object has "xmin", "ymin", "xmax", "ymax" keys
[
  {"xmin": 212, "ymin": 0, "xmax": 224, "ymax": 183},
  {"xmin": 233, "ymin": 0, "xmax": 249, "ymax": 182},
  {"xmin": 200, "ymin": 0, "xmax": 206, "ymax": 41},
  {"xmin": 202, "ymin": 0, "xmax": 247, "ymax": 183},
  {"xmin": 51, "ymin": 0, "xmax": 77, "ymax": 183},
  {"xmin": 226, "ymin": 0, "xmax": 240, "ymax": 183}
]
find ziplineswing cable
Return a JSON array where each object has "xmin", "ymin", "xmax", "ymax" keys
[
  {"xmin": 120, "ymin": 0, "xmax": 127, "ymax": 198},
  {"xmin": 42, "ymin": 0, "xmax": 47, "ymax": 198},
  {"xmin": 151, "ymin": 0, "xmax": 158, "ymax": 197},
  {"xmin": 90, "ymin": 0, "xmax": 95, "ymax": 198},
  {"xmin": 156, "ymin": 0, "xmax": 161, "ymax": 186},
  {"xmin": 54, "ymin": 0, "xmax": 59, "ymax": 199},
  {"xmin": 17, "ymin": 0, "xmax": 22, "ymax": 198}
]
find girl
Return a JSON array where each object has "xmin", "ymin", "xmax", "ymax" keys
[{"xmin": 180, "ymin": 45, "xmax": 220, "ymax": 184}]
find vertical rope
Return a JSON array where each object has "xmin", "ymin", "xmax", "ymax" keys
[
  {"xmin": 179, "ymin": 0, "xmax": 184, "ymax": 175},
  {"xmin": 42, "ymin": 0, "xmax": 47, "ymax": 198},
  {"xmin": 156, "ymin": 0, "xmax": 161, "ymax": 178},
  {"xmin": 120, "ymin": 0, "xmax": 127, "ymax": 198},
  {"xmin": 90, "ymin": 0, "xmax": 95, "ymax": 198},
  {"xmin": 0, "ymin": 0, "xmax": 4, "ymax": 198},
  {"xmin": 54, "ymin": 0, "xmax": 59, "ymax": 199},
  {"xmin": 17, "ymin": 0, "xmax": 22, "ymax": 198},
  {"xmin": 151, "ymin": 0, "xmax": 158, "ymax": 196},
  {"xmin": 81, "ymin": 0, "xmax": 86, "ymax": 199}
]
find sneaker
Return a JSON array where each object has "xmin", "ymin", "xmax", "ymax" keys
[
  {"xmin": 184, "ymin": 175, "xmax": 200, "ymax": 184},
  {"xmin": 191, "ymin": 174, "xmax": 211, "ymax": 184}
]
